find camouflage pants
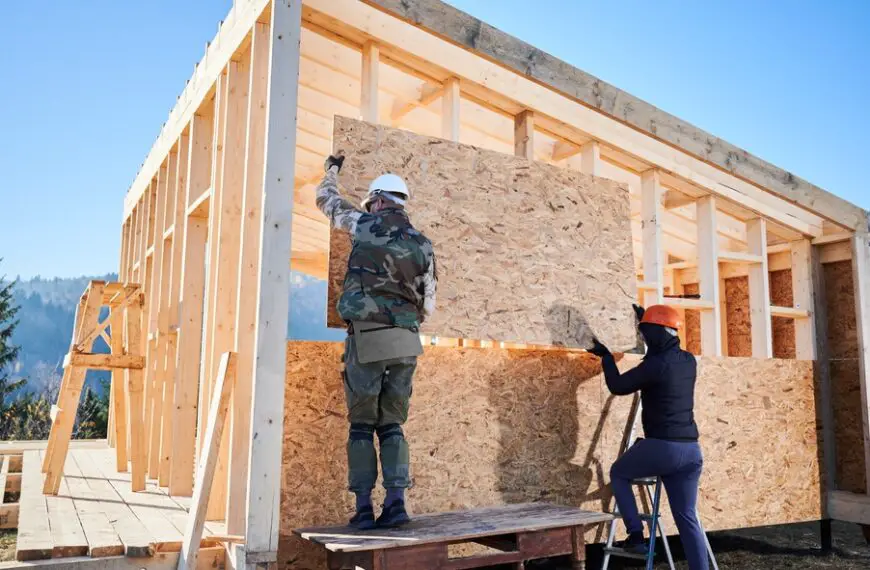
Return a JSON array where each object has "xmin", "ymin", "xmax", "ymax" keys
[{"xmin": 343, "ymin": 334, "xmax": 416, "ymax": 494}]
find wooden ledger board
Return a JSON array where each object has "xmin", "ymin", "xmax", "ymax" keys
[{"xmin": 326, "ymin": 117, "xmax": 638, "ymax": 350}]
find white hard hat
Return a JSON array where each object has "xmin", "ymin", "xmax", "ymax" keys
[{"xmin": 362, "ymin": 173, "xmax": 410, "ymax": 210}]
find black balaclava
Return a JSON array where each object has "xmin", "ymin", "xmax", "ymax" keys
[{"xmin": 638, "ymin": 322, "xmax": 679, "ymax": 354}]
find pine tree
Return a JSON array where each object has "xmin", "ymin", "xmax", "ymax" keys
[{"xmin": 0, "ymin": 259, "xmax": 23, "ymax": 392}]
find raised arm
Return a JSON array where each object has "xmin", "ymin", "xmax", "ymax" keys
[
  {"xmin": 421, "ymin": 252, "xmax": 437, "ymax": 321},
  {"xmin": 601, "ymin": 354, "xmax": 663, "ymax": 395},
  {"xmin": 315, "ymin": 157, "xmax": 363, "ymax": 234}
]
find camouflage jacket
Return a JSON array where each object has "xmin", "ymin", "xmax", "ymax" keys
[{"xmin": 316, "ymin": 168, "xmax": 437, "ymax": 331}]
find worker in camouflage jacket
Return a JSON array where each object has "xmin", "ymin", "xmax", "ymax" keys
[{"xmin": 316, "ymin": 153, "xmax": 437, "ymax": 530}]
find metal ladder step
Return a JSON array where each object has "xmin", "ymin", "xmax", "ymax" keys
[{"xmin": 603, "ymin": 546, "xmax": 648, "ymax": 561}]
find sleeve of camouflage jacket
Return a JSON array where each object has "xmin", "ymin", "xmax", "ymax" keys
[
  {"xmin": 315, "ymin": 167, "xmax": 363, "ymax": 234},
  {"xmin": 421, "ymin": 250, "xmax": 437, "ymax": 320}
]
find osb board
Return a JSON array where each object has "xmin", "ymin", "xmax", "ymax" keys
[
  {"xmin": 724, "ymin": 276, "xmax": 751, "ymax": 357},
  {"xmin": 823, "ymin": 260, "xmax": 866, "ymax": 494},
  {"xmin": 770, "ymin": 269, "xmax": 796, "ymax": 359},
  {"xmin": 683, "ymin": 283, "xmax": 701, "ymax": 355},
  {"xmin": 325, "ymin": 117, "xmax": 638, "ymax": 350},
  {"xmin": 279, "ymin": 342, "xmax": 820, "ymax": 569}
]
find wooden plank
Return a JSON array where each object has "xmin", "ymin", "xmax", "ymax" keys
[
  {"xmin": 828, "ymin": 490, "xmax": 870, "ymax": 525},
  {"xmin": 851, "ymin": 232, "xmax": 870, "ymax": 490},
  {"xmin": 696, "ymin": 196, "xmax": 722, "ymax": 356},
  {"xmin": 746, "ymin": 218, "xmax": 773, "ymax": 358},
  {"xmin": 664, "ymin": 297, "xmax": 715, "ymax": 310},
  {"xmin": 791, "ymin": 239, "xmax": 816, "ymax": 359},
  {"xmin": 178, "ymin": 353, "xmax": 236, "ymax": 570},
  {"xmin": 513, "ymin": 110, "xmax": 534, "ymax": 160},
  {"xmin": 0, "ymin": 456, "xmax": 9, "ymax": 504},
  {"xmin": 770, "ymin": 306, "xmax": 810, "ymax": 319},
  {"xmin": 821, "ymin": 240, "xmax": 853, "ymax": 264},
  {"xmin": 225, "ymin": 19, "xmax": 269, "ymax": 536},
  {"xmin": 1, "ymin": 549, "xmax": 225, "ymax": 570},
  {"xmin": 0, "ymin": 504, "xmax": 18, "ymax": 531},
  {"xmin": 360, "ymin": 41, "xmax": 379, "ymax": 122},
  {"xmin": 61, "ymin": 450, "xmax": 123, "ymax": 557},
  {"xmin": 640, "ymin": 169, "xmax": 663, "ymax": 307},
  {"xmin": 295, "ymin": 503, "xmax": 612, "ymax": 553},
  {"xmin": 68, "ymin": 450, "xmax": 153, "ymax": 557},
  {"xmin": 441, "ymin": 76, "xmax": 460, "ymax": 141},
  {"xmin": 63, "ymin": 353, "xmax": 144, "ymax": 370},
  {"xmin": 46, "ymin": 468, "xmax": 89, "ymax": 558},
  {"xmin": 16, "ymin": 451, "xmax": 52, "ymax": 560},
  {"xmin": 719, "ymin": 250, "xmax": 764, "ymax": 264},
  {"xmin": 244, "ymin": 0, "xmax": 300, "ymax": 560},
  {"xmin": 125, "ymin": 301, "xmax": 147, "ymax": 492},
  {"xmin": 580, "ymin": 141, "xmax": 601, "ymax": 177},
  {"xmin": 109, "ymin": 308, "xmax": 128, "ymax": 473},
  {"xmin": 812, "ymin": 232, "xmax": 853, "ymax": 245}
]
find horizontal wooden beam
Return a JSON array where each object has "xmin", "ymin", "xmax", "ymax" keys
[
  {"xmin": 770, "ymin": 306, "xmax": 810, "ymax": 319},
  {"xmin": 62, "ymin": 352, "xmax": 145, "ymax": 371},
  {"xmin": 664, "ymin": 297, "xmax": 715, "ymax": 310},
  {"xmin": 813, "ymin": 232, "xmax": 853, "ymax": 245},
  {"xmin": 718, "ymin": 251, "xmax": 764, "ymax": 264},
  {"xmin": 828, "ymin": 490, "xmax": 870, "ymax": 525}
]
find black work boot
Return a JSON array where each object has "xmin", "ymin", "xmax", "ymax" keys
[
  {"xmin": 349, "ymin": 505, "xmax": 376, "ymax": 530},
  {"xmin": 617, "ymin": 531, "xmax": 648, "ymax": 556},
  {"xmin": 376, "ymin": 500, "xmax": 411, "ymax": 528}
]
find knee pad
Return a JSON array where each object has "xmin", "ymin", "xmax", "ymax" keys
[
  {"xmin": 349, "ymin": 423, "xmax": 375, "ymax": 442},
  {"xmin": 376, "ymin": 423, "xmax": 404, "ymax": 442}
]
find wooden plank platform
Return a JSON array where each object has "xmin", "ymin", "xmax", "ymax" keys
[
  {"xmin": 16, "ymin": 445, "xmax": 226, "ymax": 562},
  {"xmin": 296, "ymin": 503, "xmax": 612, "ymax": 570}
]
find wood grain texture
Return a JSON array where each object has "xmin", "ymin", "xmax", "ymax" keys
[
  {"xmin": 326, "ymin": 117, "xmax": 638, "ymax": 350},
  {"xmin": 770, "ymin": 269, "xmax": 796, "ymax": 359},
  {"xmin": 724, "ymin": 276, "xmax": 751, "ymax": 357},
  {"xmin": 279, "ymin": 341, "xmax": 821, "ymax": 569}
]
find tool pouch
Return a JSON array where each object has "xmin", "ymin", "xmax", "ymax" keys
[{"xmin": 352, "ymin": 320, "xmax": 423, "ymax": 364}]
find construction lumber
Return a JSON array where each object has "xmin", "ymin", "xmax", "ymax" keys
[
  {"xmin": 178, "ymin": 353, "xmax": 236, "ymax": 570},
  {"xmin": 696, "ymin": 196, "xmax": 721, "ymax": 356},
  {"xmin": 227, "ymin": 19, "xmax": 270, "ymax": 535},
  {"xmin": 640, "ymin": 169, "xmax": 663, "ymax": 306},
  {"xmin": 513, "ymin": 110, "xmax": 534, "ymax": 161},
  {"xmin": 62, "ymin": 353, "xmax": 145, "ymax": 371},
  {"xmin": 579, "ymin": 141, "xmax": 602, "ymax": 177},
  {"xmin": 125, "ymin": 300, "xmax": 147, "ymax": 492},
  {"xmin": 441, "ymin": 77, "xmax": 460, "ymax": 141},
  {"xmin": 791, "ymin": 239, "xmax": 816, "ymax": 359},
  {"xmin": 17, "ymin": 451, "xmax": 52, "ymax": 560},
  {"xmin": 360, "ymin": 41, "xmax": 379, "ymax": 122},
  {"xmin": 357, "ymin": 0, "xmax": 862, "ymax": 231},
  {"xmin": 60, "ymin": 451, "xmax": 124, "ymax": 557},
  {"xmin": 746, "ymin": 218, "xmax": 772, "ymax": 358},
  {"xmin": 0, "ymin": 548, "xmax": 226, "ymax": 570},
  {"xmin": 243, "ymin": 2, "xmax": 300, "ymax": 562},
  {"xmin": 851, "ymin": 232, "xmax": 870, "ymax": 490},
  {"xmin": 811, "ymin": 245, "xmax": 837, "ymax": 510},
  {"xmin": 326, "ymin": 117, "xmax": 638, "ymax": 350},
  {"xmin": 282, "ymin": 342, "xmax": 821, "ymax": 569}
]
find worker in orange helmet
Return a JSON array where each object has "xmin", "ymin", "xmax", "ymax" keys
[{"xmin": 588, "ymin": 304, "xmax": 708, "ymax": 570}]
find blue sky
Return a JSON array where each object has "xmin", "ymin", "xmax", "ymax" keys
[{"xmin": 0, "ymin": 1, "xmax": 867, "ymax": 279}]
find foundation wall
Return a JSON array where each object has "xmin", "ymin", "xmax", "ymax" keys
[{"xmin": 279, "ymin": 342, "xmax": 820, "ymax": 569}]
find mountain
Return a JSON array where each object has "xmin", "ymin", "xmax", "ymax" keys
[{"xmin": 5, "ymin": 271, "xmax": 342, "ymax": 395}]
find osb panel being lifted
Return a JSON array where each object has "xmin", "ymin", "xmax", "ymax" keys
[
  {"xmin": 325, "ymin": 117, "xmax": 638, "ymax": 350},
  {"xmin": 279, "ymin": 342, "xmax": 820, "ymax": 569}
]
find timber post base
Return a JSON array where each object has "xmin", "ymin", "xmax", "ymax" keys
[{"xmin": 295, "ymin": 503, "xmax": 613, "ymax": 570}]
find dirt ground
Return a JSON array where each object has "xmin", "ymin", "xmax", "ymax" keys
[{"xmin": 530, "ymin": 521, "xmax": 870, "ymax": 569}]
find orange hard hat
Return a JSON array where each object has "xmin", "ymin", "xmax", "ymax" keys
[{"xmin": 640, "ymin": 304, "xmax": 681, "ymax": 330}]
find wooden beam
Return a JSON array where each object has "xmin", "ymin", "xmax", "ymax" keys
[
  {"xmin": 811, "ymin": 243, "xmax": 837, "ymax": 509},
  {"xmin": 63, "ymin": 353, "xmax": 145, "ymax": 371},
  {"xmin": 640, "ymin": 170, "xmax": 663, "ymax": 306},
  {"xmin": 664, "ymin": 297, "xmax": 715, "ymax": 310},
  {"xmin": 746, "ymin": 218, "xmax": 772, "ymax": 358},
  {"xmin": 552, "ymin": 140, "xmax": 580, "ymax": 162},
  {"xmin": 513, "ymin": 110, "xmax": 533, "ymax": 160},
  {"xmin": 696, "ymin": 196, "xmax": 722, "ymax": 356},
  {"xmin": 441, "ymin": 76, "xmax": 460, "ymax": 141},
  {"xmin": 828, "ymin": 491, "xmax": 870, "ymax": 525},
  {"xmin": 244, "ymin": 1, "xmax": 300, "ymax": 562},
  {"xmin": 770, "ymin": 306, "xmax": 810, "ymax": 319},
  {"xmin": 791, "ymin": 239, "xmax": 816, "ymax": 359},
  {"xmin": 718, "ymin": 251, "xmax": 764, "ymax": 264},
  {"xmin": 813, "ymin": 232, "xmax": 853, "ymax": 245},
  {"xmin": 227, "ymin": 19, "xmax": 269, "ymax": 536},
  {"xmin": 851, "ymin": 232, "xmax": 870, "ymax": 491},
  {"xmin": 360, "ymin": 41, "xmax": 379, "ymax": 122},
  {"xmin": 580, "ymin": 141, "xmax": 602, "ymax": 177},
  {"xmin": 390, "ymin": 82, "xmax": 442, "ymax": 124},
  {"xmin": 178, "ymin": 353, "xmax": 236, "ymax": 570},
  {"xmin": 125, "ymin": 298, "xmax": 146, "ymax": 491}
]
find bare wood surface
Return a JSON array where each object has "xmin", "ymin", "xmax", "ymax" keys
[
  {"xmin": 295, "ymin": 503, "xmax": 611, "ymax": 552},
  {"xmin": 59, "ymin": 452, "xmax": 123, "ymax": 557},
  {"xmin": 17, "ymin": 451, "xmax": 52, "ymax": 560}
]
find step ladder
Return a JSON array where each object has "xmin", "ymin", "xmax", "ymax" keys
[{"xmin": 601, "ymin": 392, "xmax": 719, "ymax": 570}]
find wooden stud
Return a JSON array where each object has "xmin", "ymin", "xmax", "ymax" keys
[
  {"xmin": 747, "ymin": 218, "xmax": 773, "ymax": 358},
  {"xmin": 361, "ymin": 41, "xmax": 379, "ymax": 122},
  {"xmin": 244, "ymin": 0, "xmax": 301, "ymax": 561},
  {"xmin": 513, "ymin": 110, "xmax": 534, "ymax": 160},
  {"xmin": 696, "ymin": 196, "xmax": 722, "ymax": 356},
  {"xmin": 640, "ymin": 170, "xmax": 663, "ymax": 307},
  {"xmin": 171, "ymin": 110, "xmax": 214, "ymax": 497},
  {"xmin": 791, "ymin": 239, "xmax": 817, "ymax": 360},
  {"xmin": 811, "ymin": 243, "xmax": 837, "ymax": 510},
  {"xmin": 441, "ymin": 76, "xmax": 460, "ymax": 141},
  {"xmin": 579, "ymin": 141, "xmax": 601, "ymax": 177},
  {"xmin": 110, "ymin": 308, "xmax": 129, "ymax": 473},
  {"xmin": 851, "ymin": 232, "xmax": 870, "ymax": 489},
  {"xmin": 177, "ymin": 352, "xmax": 236, "ymax": 570},
  {"xmin": 226, "ymin": 20, "xmax": 269, "ymax": 535}
]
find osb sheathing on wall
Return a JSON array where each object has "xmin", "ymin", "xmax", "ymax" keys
[
  {"xmin": 279, "ymin": 342, "xmax": 820, "ymax": 569},
  {"xmin": 770, "ymin": 269, "xmax": 796, "ymax": 359},
  {"xmin": 724, "ymin": 276, "xmax": 751, "ymax": 357},
  {"xmin": 823, "ymin": 260, "xmax": 866, "ymax": 494},
  {"xmin": 325, "ymin": 117, "xmax": 639, "ymax": 350}
]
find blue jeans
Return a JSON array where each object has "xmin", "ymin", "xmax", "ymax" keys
[{"xmin": 610, "ymin": 438, "xmax": 708, "ymax": 570}]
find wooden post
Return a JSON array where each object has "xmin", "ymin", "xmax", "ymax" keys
[
  {"xmin": 244, "ymin": 0, "xmax": 301, "ymax": 563},
  {"xmin": 514, "ymin": 110, "xmax": 534, "ymax": 160},
  {"xmin": 361, "ymin": 41, "xmax": 379, "ymax": 123},
  {"xmin": 640, "ymin": 169, "xmax": 663, "ymax": 307},
  {"xmin": 580, "ymin": 141, "xmax": 601, "ymax": 177},
  {"xmin": 696, "ymin": 196, "xmax": 722, "ymax": 356},
  {"xmin": 171, "ymin": 111, "xmax": 214, "ymax": 497},
  {"xmin": 851, "ymin": 232, "xmax": 870, "ymax": 489},
  {"xmin": 177, "ymin": 353, "xmax": 236, "ymax": 570},
  {"xmin": 812, "ymin": 244, "xmax": 837, "ymax": 508},
  {"xmin": 747, "ymin": 218, "xmax": 773, "ymax": 358},
  {"xmin": 441, "ymin": 77, "xmax": 460, "ymax": 141},
  {"xmin": 110, "ymin": 307, "xmax": 129, "ymax": 472},
  {"xmin": 792, "ymin": 238, "xmax": 817, "ymax": 360},
  {"xmin": 226, "ymin": 19, "xmax": 269, "ymax": 535}
]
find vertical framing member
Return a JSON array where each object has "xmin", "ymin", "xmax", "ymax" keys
[
  {"xmin": 513, "ymin": 110, "xmax": 534, "ymax": 161},
  {"xmin": 441, "ymin": 77, "xmax": 460, "ymax": 142},
  {"xmin": 791, "ymin": 239, "xmax": 817, "ymax": 360},
  {"xmin": 640, "ymin": 169, "xmax": 663, "ymax": 307},
  {"xmin": 851, "ymin": 231, "xmax": 870, "ymax": 490},
  {"xmin": 747, "ymin": 218, "xmax": 773, "ymax": 358},
  {"xmin": 360, "ymin": 41, "xmax": 379, "ymax": 123},
  {"xmin": 696, "ymin": 196, "xmax": 722, "ymax": 356}
]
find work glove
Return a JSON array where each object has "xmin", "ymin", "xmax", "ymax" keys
[
  {"xmin": 587, "ymin": 337, "xmax": 611, "ymax": 358},
  {"xmin": 632, "ymin": 303, "xmax": 645, "ymax": 322},
  {"xmin": 324, "ymin": 154, "xmax": 345, "ymax": 173}
]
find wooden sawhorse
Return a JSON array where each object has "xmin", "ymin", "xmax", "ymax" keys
[{"xmin": 295, "ymin": 503, "xmax": 613, "ymax": 570}]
